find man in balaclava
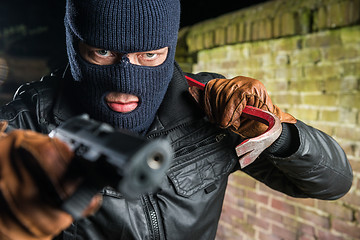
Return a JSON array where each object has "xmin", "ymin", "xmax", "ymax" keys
[
  {"xmin": 65, "ymin": 0, "xmax": 180, "ymax": 134},
  {"xmin": 0, "ymin": 0, "xmax": 353, "ymax": 239}
]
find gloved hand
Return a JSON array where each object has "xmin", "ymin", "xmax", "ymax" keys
[
  {"xmin": 0, "ymin": 122, "xmax": 102, "ymax": 240},
  {"xmin": 189, "ymin": 76, "xmax": 296, "ymax": 138}
]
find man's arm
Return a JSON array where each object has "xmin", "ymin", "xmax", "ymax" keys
[
  {"xmin": 0, "ymin": 123, "xmax": 101, "ymax": 240},
  {"xmin": 243, "ymin": 120, "xmax": 352, "ymax": 200},
  {"xmin": 188, "ymin": 75, "xmax": 353, "ymax": 200}
]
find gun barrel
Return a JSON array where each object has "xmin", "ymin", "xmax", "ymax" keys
[{"xmin": 49, "ymin": 115, "xmax": 173, "ymax": 218}]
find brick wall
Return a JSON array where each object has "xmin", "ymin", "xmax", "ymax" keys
[{"xmin": 176, "ymin": 0, "xmax": 360, "ymax": 239}]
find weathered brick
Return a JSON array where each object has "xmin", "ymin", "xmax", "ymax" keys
[
  {"xmin": 273, "ymin": 14, "xmax": 281, "ymax": 38},
  {"xmin": 334, "ymin": 126, "xmax": 360, "ymax": 141},
  {"xmin": 316, "ymin": 201, "xmax": 353, "ymax": 221},
  {"xmin": 286, "ymin": 196, "xmax": 315, "ymax": 207},
  {"xmin": 299, "ymin": 8, "xmax": 312, "ymax": 34},
  {"xmin": 241, "ymin": 57, "xmax": 262, "ymax": 70},
  {"xmin": 226, "ymin": 24, "xmax": 238, "ymax": 44},
  {"xmin": 221, "ymin": 60, "xmax": 238, "ymax": 70},
  {"xmin": 251, "ymin": 20, "xmax": 261, "ymax": 41},
  {"xmin": 298, "ymin": 235, "xmax": 316, "ymax": 240},
  {"xmin": 258, "ymin": 232, "xmax": 282, "ymax": 240},
  {"xmin": 246, "ymin": 190, "xmax": 269, "ymax": 205},
  {"xmin": 317, "ymin": 229, "xmax": 344, "ymax": 240},
  {"xmin": 302, "ymin": 94, "xmax": 338, "ymax": 107},
  {"xmin": 237, "ymin": 21, "xmax": 246, "ymax": 42},
  {"xmin": 226, "ymin": 183, "xmax": 245, "ymax": 198},
  {"xmin": 324, "ymin": 77, "xmax": 341, "ymax": 93},
  {"xmin": 231, "ymin": 172, "xmax": 257, "ymax": 189},
  {"xmin": 216, "ymin": 223, "xmax": 238, "ymax": 240},
  {"xmin": 304, "ymin": 64, "xmax": 341, "ymax": 79},
  {"xmin": 345, "ymin": 45, "xmax": 360, "ymax": 60},
  {"xmin": 275, "ymin": 52, "xmax": 290, "ymax": 66},
  {"xmin": 204, "ymin": 31, "xmax": 215, "ymax": 49},
  {"xmin": 291, "ymin": 48, "xmax": 322, "ymax": 66},
  {"xmin": 271, "ymin": 199, "xmax": 296, "ymax": 215},
  {"xmin": 338, "ymin": 108, "xmax": 357, "ymax": 125},
  {"xmin": 297, "ymin": 223, "xmax": 316, "ymax": 237},
  {"xmin": 327, "ymin": 1, "xmax": 348, "ymax": 28},
  {"xmin": 215, "ymin": 28, "xmax": 226, "ymax": 46},
  {"xmin": 259, "ymin": 18, "xmax": 273, "ymax": 39},
  {"xmin": 195, "ymin": 34, "xmax": 204, "ymax": 52},
  {"xmin": 233, "ymin": 218, "xmax": 256, "ymax": 238},
  {"xmin": 339, "ymin": 93, "xmax": 360, "ymax": 109},
  {"xmin": 274, "ymin": 66, "xmax": 304, "ymax": 80},
  {"xmin": 216, "ymin": 221, "xmax": 244, "ymax": 240},
  {"xmin": 289, "ymin": 107, "xmax": 319, "ymax": 121},
  {"xmin": 245, "ymin": 21, "xmax": 252, "ymax": 42},
  {"xmin": 250, "ymin": 69, "xmax": 275, "ymax": 81},
  {"xmin": 236, "ymin": 198, "xmax": 257, "ymax": 214},
  {"xmin": 222, "ymin": 204, "xmax": 245, "ymax": 222},
  {"xmin": 208, "ymin": 47, "xmax": 227, "ymax": 60},
  {"xmin": 342, "ymin": 190, "xmax": 360, "ymax": 207},
  {"xmin": 298, "ymin": 209, "xmax": 330, "ymax": 229},
  {"xmin": 247, "ymin": 214, "xmax": 270, "ymax": 230},
  {"xmin": 315, "ymin": 6, "xmax": 328, "ymax": 31},
  {"xmin": 324, "ymin": 45, "xmax": 346, "ymax": 61},
  {"xmin": 332, "ymin": 218, "xmax": 360, "ymax": 239},
  {"xmin": 271, "ymin": 224, "xmax": 297, "ymax": 240},
  {"xmin": 319, "ymin": 109, "xmax": 340, "ymax": 122},
  {"xmin": 340, "ymin": 76, "xmax": 359, "ymax": 92},
  {"xmin": 271, "ymin": 93, "xmax": 302, "ymax": 106},
  {"xmin": 181, "ymin": 3, "xmax": 360, "ymax": 240},
  {"xmin": 266, "ymin": 81, "xmax": 288, "ymax": 92},
  {"xmin": 281, "ymin": 12, "xmax": 298, "ymax": 36},
  {"xmin": 340, "ymin": 142, "xmax": 357, "ymax": 157},
  {"xmin": 250, "ymin": 42, "xmax": 271, "ymax": 56},
  {"xmin": 305, "ymin": 31, "xmax": 342, "ymax": 48},
  {"xmin": 342, "ymin": 61, "xmax": 360, "ymax": 76},
  {"xmin": 350, "ymin": 0, "xmax": 360, "ymax": 24},
  {"xmin": 349, "ymin": 158, "xmax": 360, "ymax": 173},
  {"xmin": 272, "ymin": 37, "xmax": 301, "ymax": 52},
  {"xmin": 260, "ymin": 207, "xmax": 283, "ymax": 222},
  {"xmin": 296, "ymin": 80, "xmax": 325, "ymax": 92},
  {"xmin": 341, "ymin": 25, "xmax": 360, "ymax": 44}
]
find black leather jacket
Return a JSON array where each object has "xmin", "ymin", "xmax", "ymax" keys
[{"xmin": 0, "ymin": 63, "xmax": 353, "ymax": 240}]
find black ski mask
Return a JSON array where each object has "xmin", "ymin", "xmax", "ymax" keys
[{"xmin": 65, "ymin": 0, "xmax": 181, "ymax": 134}]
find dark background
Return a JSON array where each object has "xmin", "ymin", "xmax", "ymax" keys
[
  {"xmin": 0, "ymin": 0, "xmax": 268, "ymax": 64},
  {"xmin": 0, "ymin": 0, "xmax": 268, "ymax": 103}
]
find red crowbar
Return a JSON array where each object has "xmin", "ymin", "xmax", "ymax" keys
[{"xmin": 186, "ymin": 75, "xmax": 282, "ymax": 168}]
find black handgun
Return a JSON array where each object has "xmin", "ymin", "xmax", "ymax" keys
[{"xmin": 49, "ymin": 115, "xmax": 173, "ymax": 219}]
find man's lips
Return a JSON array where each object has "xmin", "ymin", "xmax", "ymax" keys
[
  {"xmin": 107, "ymin": 101, "xmax": 139, "ymax": 113},
  {"xmin": 105, "ymin": 92, "xmax": 139, "ymax": 113}
]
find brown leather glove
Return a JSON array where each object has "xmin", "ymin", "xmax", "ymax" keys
[
  {"xmin": 0, "ymin": 123, "xmax": 102, "ymax": 240},
  {"xmin": 189, "ymin": 76, "xmax": 296, "ymax": 138}
]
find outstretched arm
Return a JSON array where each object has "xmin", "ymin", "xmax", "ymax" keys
[{"xmin": 0, "ymin": 122, "xmax": 101, "ymax": 240}]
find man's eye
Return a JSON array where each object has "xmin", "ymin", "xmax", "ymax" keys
[
  {"xmin": 96, "ymin": 50, "xmax": 111, "ymax": 57},
  {"xmin": 145, "ymin": 53, "xmax": 157, "ymax": 59}
]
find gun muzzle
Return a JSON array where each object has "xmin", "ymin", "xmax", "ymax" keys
[{"xmin": 49, "ymin": 115, "xmax": 173, "ymax": 218}]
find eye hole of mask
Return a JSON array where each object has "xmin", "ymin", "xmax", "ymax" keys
[{"xmin": 78, "ymin": 42, "xmax": 169, "ymax": 67}]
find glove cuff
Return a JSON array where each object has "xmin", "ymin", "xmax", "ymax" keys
[{"xmin": 266, "ymin": 123, "xmax": 299, "ymax": 157}]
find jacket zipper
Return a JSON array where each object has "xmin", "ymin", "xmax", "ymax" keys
[
  {"xmin": 146, "ymin": 121, "xmax": 195, "ymax": 140},
  {"xmin": 173, "ymin": 133, "xmax": 226, "ymax": 158},
  {"xmin": 143, "ymin": 194, "xmax": 161, "ymax": 240},
  {"xmin": 145, "ymin": 121, "xmax": 226, "ymax": 240}
]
